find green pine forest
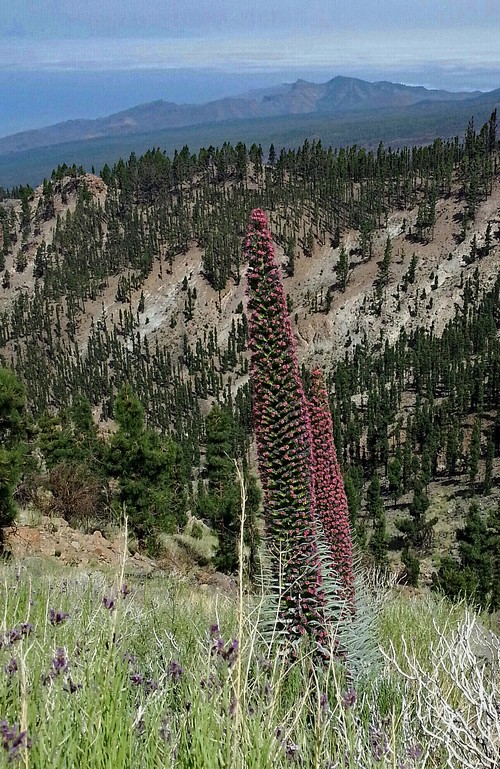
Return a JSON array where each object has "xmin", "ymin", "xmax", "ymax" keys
[{"xmin": 0, "ymin": 112, "xmax": 499, "ymax": 609}]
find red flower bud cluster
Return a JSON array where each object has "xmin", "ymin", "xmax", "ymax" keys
[
  {"xmin": 244, "ymin": 209, "xmax": 356, "ymax": 645},
  {"xmin": 308, "ymin": 369, "xmax": 355, "ymax": 611},
  {"xmin": 244, "ymin": 208, "xmax": 326, "ymax": 642}
]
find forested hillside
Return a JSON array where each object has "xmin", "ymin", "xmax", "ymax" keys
[
  {"xmin": 2, "ymin": 77, "xmax": 499, "ymax": 190},
  {"xmin": 0, "ymin": 113, "xmax": 499, "ymax": 593}
]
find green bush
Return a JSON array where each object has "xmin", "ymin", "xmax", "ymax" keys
[{"xmin": 0, "ymin": 367, "xmax": 27, "ymax": 534}]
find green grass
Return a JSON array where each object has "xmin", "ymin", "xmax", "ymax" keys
[{"xmin": 0, "ymin": 555, "xmax": 497, "ymax": 768}]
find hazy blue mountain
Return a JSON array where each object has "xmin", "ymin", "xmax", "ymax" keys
[
  {"xmin": 0, "ymin": 76, "xmax": 485, "ymax": 155},
  {"xmin": 1, "ymin": 78, "xmax": 499, "ymax": 189}
]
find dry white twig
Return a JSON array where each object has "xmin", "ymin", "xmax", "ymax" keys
[{"xmin": 383, "ymin": 611, "xmax": 500, "ymax": 768}]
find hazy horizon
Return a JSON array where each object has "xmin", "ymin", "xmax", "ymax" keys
[
  {"xmin": 1, "ymin": 65, "xmax": 499, "ymax": 140},
  {"xmin": 1, "ymin": 0, "xmax": 499, "ymax": 138}
]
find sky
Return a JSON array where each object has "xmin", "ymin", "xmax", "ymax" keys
[{"xmin": 1, "ymin": 1, "xmax": 500, "ymax": 137}]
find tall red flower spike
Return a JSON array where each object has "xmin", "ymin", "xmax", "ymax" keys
[
  {"xmin": 308, "ymin": 369, "xmax": 355, "ymax": 612},
  {"xmin": 244, "ymin": 208, "xmax": 326, "ymax": 644}
]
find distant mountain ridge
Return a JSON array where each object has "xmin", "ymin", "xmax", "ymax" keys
[{"xmin": 0, "ymin": 76, "xmax": 488, "ymax": 156}]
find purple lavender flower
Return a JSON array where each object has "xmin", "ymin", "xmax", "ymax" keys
[
  {"xmin": 0, "ymin": 721, "xmax": 32, "ymax": 763},
  {"xmin": 211, "ymin": 637, "xmax": 224, "ymax": 656},
  {"xmin": 212, "ymin": 638, "xmax": 239, "ymax": 665},
  {"xmin": 167, "ymin": 660, "xmax": 183, "ymax": 683},
  {"xmin": 63, "ymin": 679, "xmax": 81, "ymax": 694},
  {"xmin": 4, "ymin": 624, "xmax": 33, "ymax": 646},
  {"xmin": 51, "ymin": 648, "xmax": 68, "ymax": 675},
  {"xmin": 102, "ymin": 596, "xmax": 116, "ymax": 611},
  {"xmin": 130, "ymin": 673, "xmax": 144, "ymax": 686},
  {"xmin": 341, "ymin": 687, "xmax": 356, "ymax": 709},
  {"xmin": 200, "ymin": 672, "xmax": 215, "ymax": 692},
  {"xmin": 120, "ymin": 583, "xmax": 130, "ymax": 598},
  {"xmin": 209, "ymin": 623, "xmax": 220, "ymax": 637},
  {"xmin": 224, "ymin": 638, "xmax": 238, "ymax": 661},
  {"xmin": 145, "ymin": 678, "xmax": 158, "ymax": 694},
  {"xmin": 406, "ymin": 743, "xmax": 423, "ymax": 761},
  {"xmin": 6, "ymin": 629, "xmax": 21, "ymax": 644},
  {"xmin": 49, "ymin": 609, "xmax": 70, "ymax": 626},
  {"xmin": 285, "ymin": 742, "xmax": 300, "ymax": 762},
  {"xmin": 4, "ymin": 658, "xmax": 18, "ymax": 676},
  {"xmin": 135, "ymin": 719, "xmax": 145, "ymax": 737},
  {"xmin": 370, "ymin": 725, "xmax": 389, "ymax": 761}
]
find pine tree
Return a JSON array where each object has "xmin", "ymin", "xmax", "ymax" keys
[
  {"xmin": 0, "ymin": 367, "xmax": 27, "ymax": 536},
  {"xmin": 446, "ymin": 420, "xmax": 461, "ymax": 477},
  {"xmin": 387, "ymin": 451, "xmax": 402, "ymax": 505},
  {"xmin": 483, "ymin": 431, "xmax": 494, "ymax": 494},
  {"xmin": 38, "ymin": 395, "xmax": 106, "ymax": 528},
  {"xmin": 468, "ymin": 418, "xmax": 481, "ymax": 489},
  {"xmin": 15, "ymin": 249, "xmax": 27, "ymax": 273},
  {"xmin": 457, "ymin": 501, "xmax": 492, "ymax": 606},
  {"xmin": 343, "ymin": 465, "xmax": 365, "ymax": 545},
  {"xmin": 201, "ymin": 405, "xmax": 240, "ymax": 574},
  {"xmin": 335, "ymin": 243, "xmax": 349, "ymax": 292},
  {"xmin": 397, "ymin": 478, "xmax": 437, "ymax": 550},
  {"xmin": 484, "ymin": 221, "xmax": 492, "ymax": 256},
  {"xmin": 359, "ymin": 217, "xmax": 373, "ymax": 261},
  {"xmin": 366, "ymin": 474, "xmax": 388, "ymax": 568},
  {"xmin": 401, "ymin": 547, "xmax": 420, "ymax": 587},
  {"xmin": 433, "ymin": 500, "xmax": 494, "ymax": 610},
  {"xmin": 486, "ymin": 503, "xmax": 500, "ymax": 611},
  {"xmin": 406, "ymin": 253, "xmax": 418, "ymax": 286},
  {"xmin": 106, "ymin": 384, "xmax": 187, "ymax": 550},
  {"xmin": 284, "ymin": 235, "xmax": 296, "ymax": 277},
  {"xmin": 244, "ymin": 472, "xmax": 262, "ymax": 581},
  {"xmin": 375, "ymin": 236, "xmax": 392, "ymax": 301}
]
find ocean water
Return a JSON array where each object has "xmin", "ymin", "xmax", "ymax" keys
[
  {"xmin": 2, "ymin": 64, "xmax": 499, "ymax": 141},
  {"xmin": 0, "ymin": 68, "xmax": 329, "ymax": 138}
]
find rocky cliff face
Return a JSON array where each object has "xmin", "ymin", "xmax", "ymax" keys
[
  {"xmin": 4, "ymin": 515, "xmax": 155, "ymax": 574},
  {"xmin": 1, "ymin": 168, "xmax": 498, "ymax": 394}
]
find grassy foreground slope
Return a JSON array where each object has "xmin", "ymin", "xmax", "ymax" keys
[{"xmin": 0, "ymin": 556, "xmax": 498, "ymax": 768}]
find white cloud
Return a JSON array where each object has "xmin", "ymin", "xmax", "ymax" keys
[{"xmin": 3, "ymin": 28, "xmax": 500, "ymax": 74}]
